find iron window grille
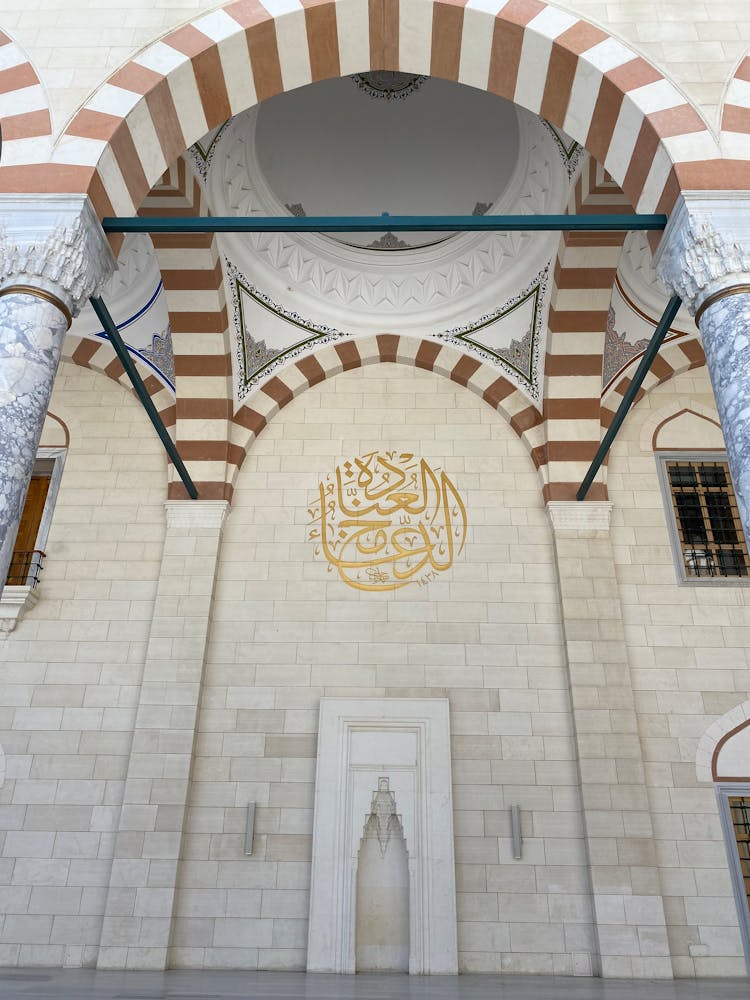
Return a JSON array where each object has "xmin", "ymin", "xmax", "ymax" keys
[
  {"xmin": 730, "ymin": 797, "xmax": 750, "ymax": 916},
  {"xmin": 658, "ymin": 454, "xmax": 749, "ymax": 581}
]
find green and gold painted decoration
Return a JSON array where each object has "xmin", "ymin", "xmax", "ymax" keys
[{"xmin": 308, "ymin": 451, "xmax": 467, "ymax": 592}]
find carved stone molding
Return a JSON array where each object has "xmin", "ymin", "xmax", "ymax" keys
[
  {"xmin": 0, "ymin": 194, "xmax": 115, "ymax": 318},
  {"xmin": 655, "ymin": 193, "xmax": 750, "ymax": 315},
  {"xmin": 547, "ymin": 501, "xmax": 613, "ymax": 531},
  {"xmin": 164, "ymin": 500, "xmax": 229, "ymax": 530}
]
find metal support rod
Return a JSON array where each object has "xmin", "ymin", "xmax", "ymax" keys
[
  {"xmin": 576, "ymin": 294, "xmax": 683, "ymax": 502},
  {"xmin": 89, "ymin": 295, "xmax": 199, "ymax": 500},
  {"xmin": 102, "ymin": 213, "xmax": 667, "ymax": 235}
]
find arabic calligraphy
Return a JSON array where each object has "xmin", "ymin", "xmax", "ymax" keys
[{"xmin": 308, "ymin": 451, "xmax": 468, "ymax": 592}]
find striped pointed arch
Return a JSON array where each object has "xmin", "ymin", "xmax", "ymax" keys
[
  {"xmin": 722, "ymin": 53, "xmax": 750, "ymax": 159},
  {"xmin": 1, "ymin": 0, "xmax": 730, "ymax": 216},
  {"xmin": 140, "ymin": 155, "xmax": 234, "ymax": 501},
  {"xmin": 63, "ymin": 334, "xmax": 176, "ymax": 434},
  {"xmin": 221, "ymin": 335, "xmax": 543, "ymax": 501},
  {"xmin": 542, "ymin": 156, "xmax": 634, "ymax": 500},
  {"xmin": 0, "ymin": 29, "xmax": 52, "ymax": 166},
  {"xmin": 599, "ymin": 335, "xmax": 706, "ymax": 466}
]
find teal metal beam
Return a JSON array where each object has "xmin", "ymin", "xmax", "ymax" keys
[
  {"xmin": 103, "ymin": 213, "xmax": 667, "ymax": 235},
  {"xmin": 89, "ymin": 295, "xmax": 199, "ymax": 500},
  {"xmin": 576, "ymin": 293, "xmax": 683, "ymax": 502}
]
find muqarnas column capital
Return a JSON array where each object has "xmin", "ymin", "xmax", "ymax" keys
[
  {"xmin": 654, "ymin": 192, "xmax": 750, "ymax": 317},
  {"xmin": 0, "ymin": 194, "xmax": 115, "ymax": 320}
]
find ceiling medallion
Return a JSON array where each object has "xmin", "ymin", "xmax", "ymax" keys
[{"xmin": 351, "ymin": 71, "xmax": 427, "ymax": 101}]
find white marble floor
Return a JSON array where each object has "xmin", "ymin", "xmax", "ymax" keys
[{"xmin": 0, "ymin": 971, "xmax": 747, "ymax": 1000}]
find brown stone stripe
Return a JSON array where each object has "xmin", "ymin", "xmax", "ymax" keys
[
  {"xmin": 170, "ymin": 308, "xmax": 229, "ymax": 334},
  {"xmin": 415, "ymin": 340, "xmax": 441, "ymax": 371},
  {"xmin": 544, "ymin": 398, "xmax": 600, "ymax": 419},
  {"xmin": 648, "ymin": 103, "xmax": 706, "ymax": 138},
  {"xmin": 510, "ymin": 404, "xmax": 544, "ymax": 436},
  {"xmin": 1, "ymin": 108, "xmax": 51, "ymax": 140},
  {"xmin": 553, "ymin": 264, "xmax": 617, "ymax": 288},
  {"xmin": 546, "ymin": 439, "xmax": 600, "ymax": 461},
  {"xmin": 736, "ymin": 57, "xmax": 750, "ymax": 84},
  {"xmin": 245, "ymin": 18, "xmax": 284, "ymax": 103},
  {"xmin": 174, "ymin": 355, "xmax": 231, "ymax": 376},
  {"xmin": 179, "ymin": 441, "xmax": 244, "ymax": 466},
  {"xmin": 161, "ymin": 259, "xmax": 223, "ymax": 290},
  {"xmin": 108, "ymin": 120, "xmax": 150, "ymax": 210},
  {"xmin": 160, "ymin": 404, "xmax": 177, "ymax": 427},
  {"xmin": 297, "ymin": 354, "xmax": 326, "ymax": 387},
  {"xmin": 143, "ymin": 375, "xmax": 163, "ymax": 396},
  {"xmin": 679, "ymin": 339, "xmax": 705, "ymax": 367},
  {"xmin": 233, "ymin": 406, "xmax": 268, "ymax": 435},
  {"xmin": 450, "ymin": 355, "xmax": 481, "ymax": 387},
  {"xmin": 544, "ymin": 482, "xmax": 607, "ymax": 502},
  {"xmin": 649, "ymin": 354, "xmax": 674, "ymax": 381},
  {"xmin": 145, "ymin": 80, "xmax": 187, "ymax": 170},
  {"xmin": 262, "ymin": 376, "xmax": 295, "ymax": 408},
  {"xmin": 723, "ymin": 105, "xmax": 750, "ymax": 134},
  {"xmin": 556, "ymin": 20, "xmax": 607, "ymax": 55},
  {"xmin": 487, "ymin": 18, "xmax": 524, "ymax": 100},
  {"xmin": 482, "ymin": 377, "xmax": 515, "ymax": 408},
  {"xmin": 176, "ymin": 398, "xmax": 233, "ymax": 419},
  {"xmin": 585, "ymin": 75, "xmax": 623, "ymax": 164},
  {"xmin": 104, "ymin": 357, "xmax": 126, "ymax": 381},
  {"xmin": 540, "ymin": 43, "xmax": 577, "ymax": 129},
  {"xmin": 608, "ymin": 57, "xmax": 662, "ymax": 94},
  {"xmin": 545, "ymin": 354, "xmax": 603, "ymax": 376},
  {"xmin": 675, "ymin": 158, "xmax": 750, "ymax": 192},
  {"xmin": 335, "ymin": 341, "xmax": 362, "ymax": 371},
  {"xmin": 72, "ymin": 339, "xmax": 101, "ymax": 366},
  {"xmin": 0, "ymin": 61, "xmax": 38, "ymax": 93},
  {"xmin": 152, "ymin": 234, "xmax": 216, "ymax": 249},
  {"xmin": 167, "ymin": 26, "xmax": 233, "ymax": 129},
  {"xmin": 548, "ymin": 308, "xmax": 608, "ymax": 333},
  {"xmin": 369, "ymin": 0, "xmax": 399, "ymax": 71},
  {"xmin": 377, "ymin": 334, "xmax": 399, "ymax": 362},
  {"xmin": 303, "ymin": 0, "xmax": 340, "ymax": 81},
  {"xmin": 431, "ymin": 1, "xmax": 465, "ymax": 81},
  {"xmin": 67, "ymin": 108, "xmax": 121, "ymax": 142},
  {"xmin": 109, "ymin": 62, "xmax": 163, "ymax": 96},
  {"xmin": 529, "ymin": 444, "xmax": 545, "ymax": 468}
]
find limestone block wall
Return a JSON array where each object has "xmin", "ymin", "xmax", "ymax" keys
[
  {"xmin": 608, "ymin": 364, "xmax": 750, "ymax": 978},
  {"xmin": 173, "ymin": 363, "xmax": 595, "ymax": 974},
  {"xmin": 0, "ymin": 0, "xmax": 745, "ymax": 136},
  {"xmin": 0, "ymin": 360, "xmax": 167, "ymax": 967}
]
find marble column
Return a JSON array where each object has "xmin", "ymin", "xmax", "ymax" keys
[
  {"xmin": 0, "ymin": 195, "xmax": 114, "ymax": 596},
  {"xmin": 655, "ymin": 194, "xmax": 750, "ymax": 536}
]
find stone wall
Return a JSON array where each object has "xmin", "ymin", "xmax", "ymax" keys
[
  {"xmin": 0, "ymin": 361, "xmax": 167, "ymax": 967},
  {"xmin": 173, "ymin": 363, "xmax": 594, "ymax": 973},
  {"xmin": 609, "ymin": 365, "xmax": 750, "ymax": 978}
]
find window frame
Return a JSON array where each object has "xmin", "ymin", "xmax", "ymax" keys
[
  {"xmin": 716, "ymin": 783, "xmax": 750, "ymax": 975},
  {"xmin": 655, "ymin": 450, "xmax": 750, "ymax": 586}
]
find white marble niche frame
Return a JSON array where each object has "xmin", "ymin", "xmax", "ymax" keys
[{"xmin": 307, "ymin": 697, "xmax": 457, "ymax": 975}]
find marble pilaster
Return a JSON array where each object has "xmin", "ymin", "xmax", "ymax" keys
[
  {"xmin": 655, "ymin": 193, "xmax": 750, "ymax": 536},
  {"xmin": 548, "ymin": 501, "xmax": 673, "ymax": 979},
  {"xmin": 0, "ymin": 195, "xmax": 113, "ymax": 594}
]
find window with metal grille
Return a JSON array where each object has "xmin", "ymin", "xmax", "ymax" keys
[
  {"xmin": 730, "ymin": 797, "xmax": 750, "ymax": 915},
  {"xmin": 659, "ymin": 456, "xmax": 749, "ymax": 580}
]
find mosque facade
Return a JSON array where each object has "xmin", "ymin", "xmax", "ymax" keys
[{"xmin": 1, "ymin": 0, "xmax": 750, "ymax": 980}]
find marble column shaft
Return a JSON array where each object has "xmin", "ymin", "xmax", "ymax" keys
[
  {"xmin": 0, "ymin": 292, "xmax": 70, "ymax": 595},
  {"xmin": 697, "ymin": 293, "xmax": 750, "ymax": 535}
]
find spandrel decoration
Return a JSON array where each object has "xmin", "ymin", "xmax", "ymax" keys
[{"xmin": 308, "ymin": 451, "xmax": 467, "ymax": 592}]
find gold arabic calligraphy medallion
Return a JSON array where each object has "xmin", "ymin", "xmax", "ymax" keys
[{"xmin": 308, "ymin": 451, "xmax": 468, "ymax": 592}]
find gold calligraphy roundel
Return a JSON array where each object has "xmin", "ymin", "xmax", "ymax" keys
[{"xmin": 308, "ymin": 451, "xmax": 468, "ymax": 592}]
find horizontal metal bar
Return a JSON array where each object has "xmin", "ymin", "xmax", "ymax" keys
[
  {"xmin": 89, "ymin": 295, "xmax": 199, "ymax": 501},
  {"xmin": 103, "ymin": 213, "xmax": 667, "ymax": 235},
  {"xmin": 576, "ymin": 293, "xmax": 683, "ymax": 502}
]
